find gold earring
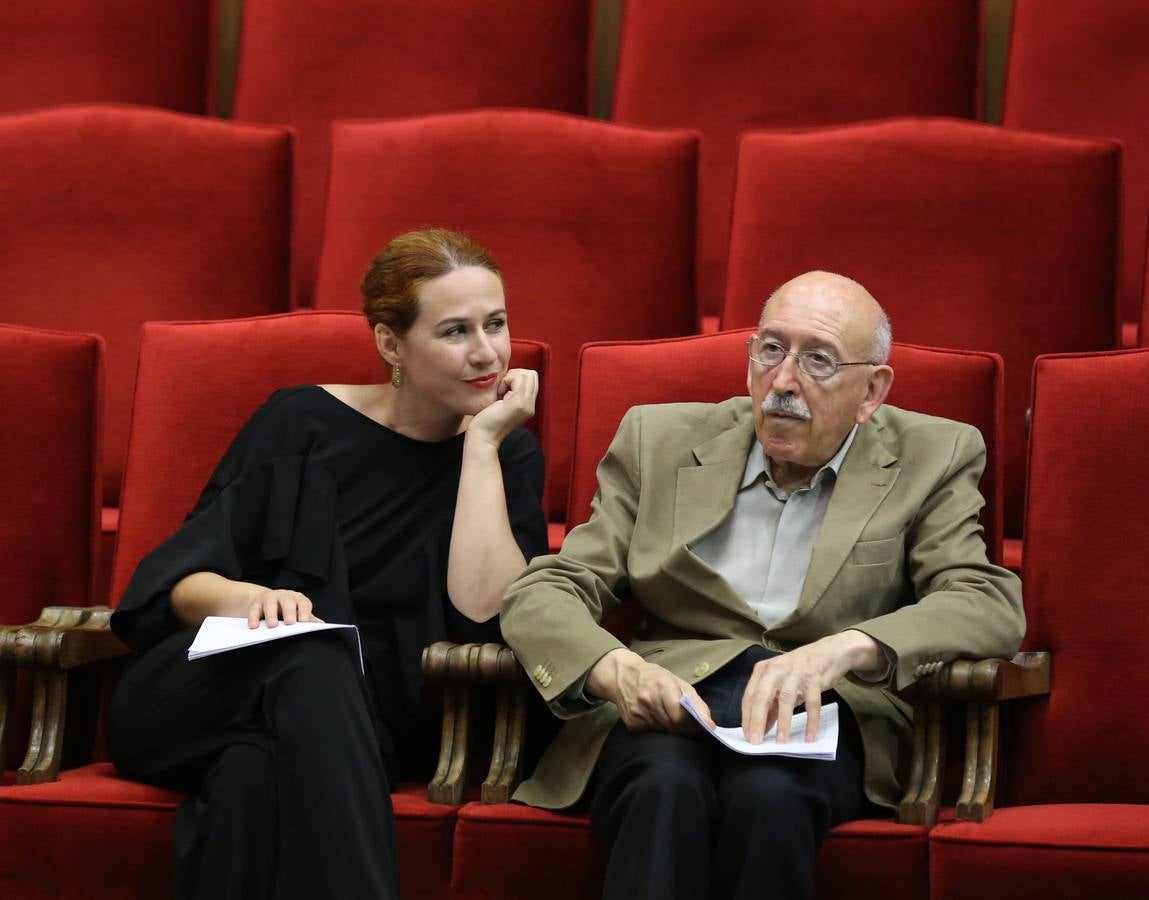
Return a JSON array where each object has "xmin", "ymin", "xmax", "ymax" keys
[{"xmin": 391, "ymin": 364, "xmax": 404, "ymax": 388}]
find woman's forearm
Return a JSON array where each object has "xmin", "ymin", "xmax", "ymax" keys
[
  {"xmin": 447, "ymin": 434, "xmax": 528, "ymax": 622},
  {"xmin": 170, "ymin": 571, "xmax": 265, "ymax": 626}
]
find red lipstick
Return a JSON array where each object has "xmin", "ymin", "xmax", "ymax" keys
[{"xmin": 466, "ymin": 374, "xmax": 498, "ymax": 389}]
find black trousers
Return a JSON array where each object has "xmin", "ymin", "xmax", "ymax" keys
[
  {"xmin": 588, "ymin": 647, "xmax": 877, "ymax": 900},
  {"xmin": 108, "ymin": 627, "xmax": 398, "ymax": 900}
]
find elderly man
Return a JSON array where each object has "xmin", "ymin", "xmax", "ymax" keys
[{"xmin": 501, "ymin": 272, "xmax": 1024, "ymax": 899}]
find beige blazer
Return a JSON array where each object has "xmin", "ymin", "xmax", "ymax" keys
[{"xmin": 501, "ymin": 399, "xmax": 1024, "ymax": 811}]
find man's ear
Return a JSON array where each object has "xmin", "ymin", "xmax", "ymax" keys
[
  {"xmin": 855, "ymin": 365, "xmax": 894, "ymax": 424},
  {"xmin": 374, "ymin": 323, "xmax": 401, "ymax": 367}
]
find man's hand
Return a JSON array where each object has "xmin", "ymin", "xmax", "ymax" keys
[
  {"xmin": 741, "ymin": 631, "xmax": 883, "ymax": 744},
  {"xmin": 587, "ymin": 648, "xmax": 714, "ymax": 734}
]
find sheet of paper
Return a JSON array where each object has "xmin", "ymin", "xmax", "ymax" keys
[
  {"xmin": 679, "ymin": 693, "xmax": 838, "ymax": 759},
  {"xmin": 188, "ymin": 616, "xmax": 363, "ymax": 673}
]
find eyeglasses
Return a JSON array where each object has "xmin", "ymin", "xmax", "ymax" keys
[{"xmin": 746, "ymin": 335, "xmax": 877, "ymax": 380}]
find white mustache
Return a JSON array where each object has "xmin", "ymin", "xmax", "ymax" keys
[{"xmin": 761, "ymin": 393, "xmax": 812, "ymax": 421}]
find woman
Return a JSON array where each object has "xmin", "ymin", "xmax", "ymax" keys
[{"xmin": 107, "ymin": 228, "xmax": 547, "ymax": 899}]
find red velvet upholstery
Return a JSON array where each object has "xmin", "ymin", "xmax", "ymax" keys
[
  {"xmin": 0, "ymin": 764, "xmax": 457, "ymax": 900},
  {"xmin": 930, "ymin": 349, "xmax": 1149, "ymax": 898},
  {"xmin": 1004, "ymin": 0, "xmax": 1149, "ymax": 341},
  {"xmin": 0, "ymin": 2, "xmax": 210, "ymax": 114},
  {"xmin": 0, "ymin": 312, "xmax": 549, "ymax": 897},
  {"xmin": 722, "ymin": 117, "xmax": 1120, "ymax": 550},
  {"xmin": 450, "ymin": 800, "xmax": 929, "ymax": 900},
  {"xmin": 0, "ymin": 324, "xmax": 102, "ymax": 772},
  {"xmin": 567, "ymin": 334, "xmax": 1004, "ymax": 564},
  {"xmin": 232, "ymin": 0, "xmax": 591, "ymax": 304},
  {"xmin": 313, "ymin": 110, "xmax": 698, "ymax": 525},
  {"xmin": 0, "ymin": 105, "xmax": 292, "ymax": 515},
  {"xmin": 0, "ymin": 324, "xmax": 102, "ymax": 619},
  {"xmin": 612, "ymin": 0, "xmax": 979, "ymax": 322}
]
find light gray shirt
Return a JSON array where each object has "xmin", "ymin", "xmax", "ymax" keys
[{"xmin": 690, "ymin": 426, "xmax": 858, "ymax": 628}]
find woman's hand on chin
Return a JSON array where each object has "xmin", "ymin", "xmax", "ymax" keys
[{"xmin": 466, "ymin": 368, "xmax": 538, "ymax": 447}]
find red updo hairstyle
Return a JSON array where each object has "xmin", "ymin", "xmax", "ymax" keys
[{"xmin": 360, "ymin": 228, "xmax": 503, "ymax": 336}]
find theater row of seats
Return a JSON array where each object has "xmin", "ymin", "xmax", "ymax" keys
[
  {"xmin": 0, "ymin": 103, "xmax": 1139, "ymax": 596},
  {"xmin": 1, "ymin": 318, "xmax": 1146, "ymax": 898},
  {"xmin": 4, "ymin": 1, "xmax": 1148, "ymax": 328}
]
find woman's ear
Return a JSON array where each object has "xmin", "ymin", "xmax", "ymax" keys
[{"xmin": 374, "ymin": 323, "xmax": 401, "ymax": 367}]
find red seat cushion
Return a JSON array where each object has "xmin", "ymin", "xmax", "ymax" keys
[
  {"xmin": 930, "ymin": 804, "xmax": 1149, "ymax": 897},
  {"xmin": 451, "ymin": 801, "xmax": 929, "ymax": 900},
  {"xmin": 0, "ymin": 763, "xmax": 457, "ymax": 900}
]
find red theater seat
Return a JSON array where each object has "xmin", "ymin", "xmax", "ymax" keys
[
  {"xmin": 0, "ymin": 313, "xmax": 550, "ymax": 899},
  {"xmin": 0, "ymin": 1, "xmax": 210, "ymax": 114},
  {"xmin": 612, "ymin": 0, "xmax": 980, "ymax": 325},
  {"xmin": 929, "ymin": 349, "xmax": 1149, "ymax": 898},
  {"xmin": 312, "ymin": 109, "xmax": 698, "ymax": 533},
  {"xmin": 232, "ymin": 0, "xmax": 591, "ymax": 304},
  {"xmin": 0, "ymin": 324, "xmax": 102, "ymax": 774},
  {"xmin": 0, "ymin": 105, "xmax": 292, "ymax": 594},
  {"xmin": 1004, "ymin": 0, "xmax": 1149, "ymax": 345},
  {"xmin": 448, "ymin": 333, "xmax": 1005, "ymax": 900},
  {"xmin": 723, "ymin": 117, "xmax": 1121, "ymax": 569}
]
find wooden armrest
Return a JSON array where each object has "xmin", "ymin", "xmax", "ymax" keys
[
  {"xmin": 0, "ymin": 607, "xmax": 130, "ymax": 785},
  {"xmin": 419, "ymin": 641, "xmax": 525, "ymax": 805},
  {"xmin": 897, "ymin": 651, "xmax": 1050, "ymax": 825}
]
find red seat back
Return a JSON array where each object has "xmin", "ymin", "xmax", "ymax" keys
[
  {"xmin": 0, "ymin": 105, "xmax": 292, "ymax": 509},
  {"xmin": 1009, "ymin": 348, "xmax": 1149, "ymax": 804},
  {"xmin": 0, "ymin": 324, "xmax": 102, "ymax": 771},
  {"xmin": 1005, "ymin": 0, "xmax": 1149, "ymax": 338},
  {"xmin": 612, "ymin": 0, "xmax": 980, "ymax": 322},
  {"xmin": 312, "ymin": 110, "xmax": 698, "ymax": 523},
  {"xmin": 232, "ymin": 0, "xmax": 591, "ymax": 303},
  {"xmin": 723, "ymin": 118, "xmax": 1119, "ymax": 541},
  {"xmin": 569, "ymin": 334, "xmax": 1004, "ymax": 565},
  {"xmin": 0, "ymin": 324, "xmax": 102, "ymax": 618},
  {"xmin": 0, "ymin": 1, "xmax": 210, "ymax": 114},
  {"xmin": 112, "ymin": 311, "xmax": 548, "ymax": 601}
]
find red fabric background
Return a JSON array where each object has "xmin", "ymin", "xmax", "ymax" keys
[
  {"xmin": 312, "ymin": 110, "xmax": 698, "ymax": 525},
  {"xmin": 568, "ymin": 334, "xmax": 1004, "ymax": 563},
  {"xmin": 0, "ymin": 1, "xmax": 210, "ymax": 114},
  {"xmin": 232, "ymin": 0, "xmax": 591, "ymax": 304},
  {"xmin": 612, "ymin": 0, "xmax": 979, "ymax": 321},
  {"xmin": 1004, "ymin": 0, "xmax": 1149, "ymax": 337},
  {"xmin": 0, "ymin": 105, "xmax": 292, "ymax": 511},
  {"xmin": 722, "ymin": 117, "xmax": 1120, "ymax": 543},
  {"xmin": 111, "ymin": 311, "xmax": 547, "ymax": 602}
]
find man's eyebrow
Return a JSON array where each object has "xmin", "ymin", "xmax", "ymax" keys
[{"xmin": 758, "ymin": 328, "xmax": 843, "ymax": 355}]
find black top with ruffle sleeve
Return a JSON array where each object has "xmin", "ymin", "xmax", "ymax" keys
[{"xmin": 111, "ymin": 385, "xmax": 548, "ymax": 730}]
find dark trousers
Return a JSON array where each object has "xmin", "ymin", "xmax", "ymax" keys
[
  {"xmin": 588, "ymin": 647, "xmax": 876, "ymax": 900},
  {"xmin": 108, "ymin": 627, "xmax": 398, "ymax": 900}
]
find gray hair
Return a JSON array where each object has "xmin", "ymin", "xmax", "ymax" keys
[{"xmin": 870, "ymin": 308, "xmax": 892, "ymax": 364}]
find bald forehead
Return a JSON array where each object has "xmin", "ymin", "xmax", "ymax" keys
[{"xmin": 759, "ymin": 271, "xmax": 882, "ymax": 355}]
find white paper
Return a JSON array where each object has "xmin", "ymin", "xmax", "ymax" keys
[
  {"xmin": 679, "ymin": 693, "xmax": 838, "ymax": 759},
  {"xmin": 188, "ymin": 616, "xmax": 364, "ymax": 673}
]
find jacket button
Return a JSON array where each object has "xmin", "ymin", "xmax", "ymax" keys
[{"xmin": 694, "ymin": 662, "xmax": 710, "ymax": 678}]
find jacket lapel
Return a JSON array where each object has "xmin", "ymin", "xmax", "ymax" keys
[
  {"xmin": 784, "ymin": 417, "xmax": 900, "ymax": 624},
  {"xmin": 663, "ymin": 420, "xmax": 763, "ymax": 626}
]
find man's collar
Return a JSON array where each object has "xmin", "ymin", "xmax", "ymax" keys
[{"xmin": 741, "ymin": 423, "xmax": 861, "ymax": 491}]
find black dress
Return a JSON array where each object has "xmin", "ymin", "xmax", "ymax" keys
[{"xmin": 107, "ymin": 386, "xmax": 547, "ymax": 900}]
